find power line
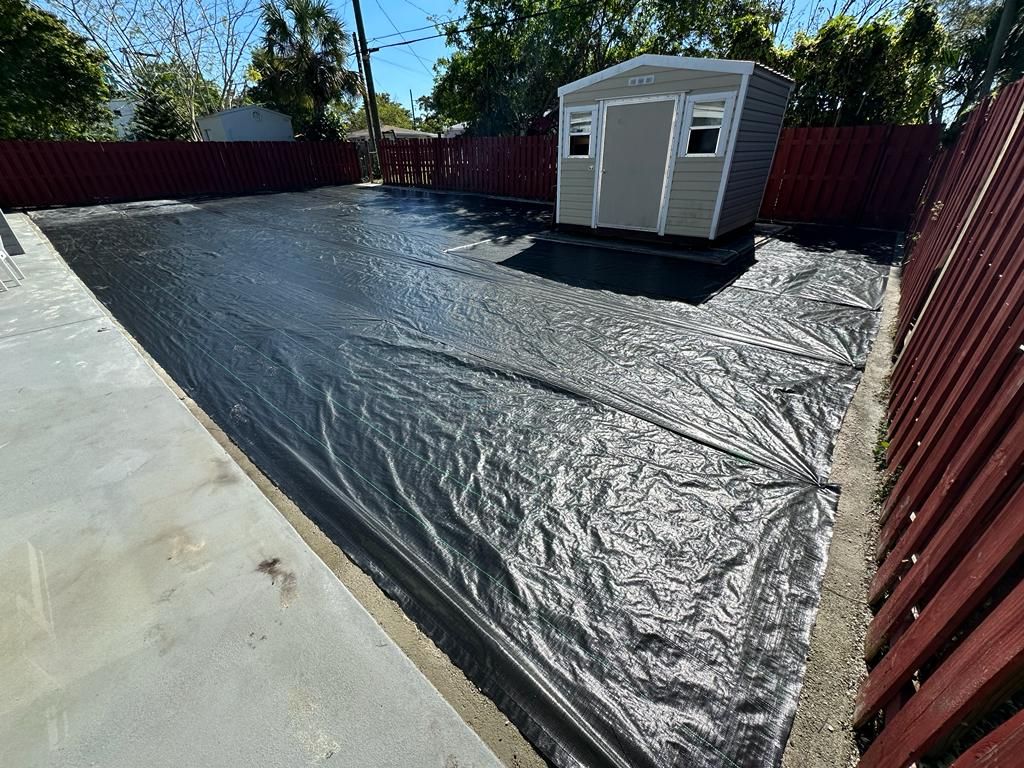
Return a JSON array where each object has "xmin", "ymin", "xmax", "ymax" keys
[
  {"xmin": 365, "ymin": 1, "xmax": 599, "ymax": 53},
  {"xmin": 373, "ymin": 0, "xmax": 434, "ymax": 75},
  {"xmin": 374, "ymin": 55, "xmax": 426, "ymax": 75},
  {"xmin": 366, "ymin": 9, "xmax": 469, "ymax": 43},
  {"xmin": 399, "ymin": 0, "xmax": 435, "ymax": 17}
]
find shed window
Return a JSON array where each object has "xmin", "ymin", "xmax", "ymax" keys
[
  {"xmin": 564, "ymin": 107, "xmax": 597, "ymax": 158},
  {"xmin": 680, "ymin": 93, "xmax": 736, "ymax": 158}
]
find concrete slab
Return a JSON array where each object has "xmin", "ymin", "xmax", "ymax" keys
[{"xmin": 0, "ymin": 214, "xmax": 502, "ymax": 768}]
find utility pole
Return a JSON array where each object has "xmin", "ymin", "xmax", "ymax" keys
[
  {"xmin": 980, "ymin": 0, "xmax": 1018, "ymax": 99},
  {"xmin": 409, "ymin": 89, "xmax": 417, "ymax": 126},
  {"xmin": 351, "ymin": 0, "xmax": 382, "ymax": 173},
  {"xmin": 350, "ymin": 32, "xmax": 374, "ymax": 178}
]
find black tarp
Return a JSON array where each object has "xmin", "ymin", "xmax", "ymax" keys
[{"xmin": 33, "ymin": 186, "xmax": 893, "ymax": 768}]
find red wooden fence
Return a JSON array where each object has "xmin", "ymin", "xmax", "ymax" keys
[
  {"xmin": 854, "ymin": 78, "xmax": 1024, "ymax": 768},
  {"xmin": 761, "ymin": 124, "xmax": 941, "ymax": 229},
  {"xmin": 378, "ymin": 126, "xmax": 937, "ymax": 229},
  {"xmin": 1, "ymin": 127, "xmax": 935, "ymax": 229},
  {"xmin": 379, "ymin": 135, "xmax": 557, "ymax": 201},
  {"xmin": 0, "ymin": 140, "xmax": 363, "ymax": 208}
]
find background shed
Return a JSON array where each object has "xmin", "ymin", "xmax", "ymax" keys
[
  {"xmin": 556, "ymin": 55, "xmax": 793, "ymax": 241},
  {"xmin": 197, "ymin": 106, "xmax": 294, "ymax": 142}
]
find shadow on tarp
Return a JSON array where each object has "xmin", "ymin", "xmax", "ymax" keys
[
  {"xmin": 495, "ymin": 238, "xmax": 753, "ymax": 304},
  {"xmin": 32, "ymin": 186, "xmax": 893, "ymax": 768}
]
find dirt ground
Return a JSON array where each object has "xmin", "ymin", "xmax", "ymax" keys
[{"xmin": 781, "ymin": 269, "xmax": 900, "ymax": 767}]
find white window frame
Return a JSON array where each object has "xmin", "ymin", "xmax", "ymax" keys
[
  {"xmin": 562, "ymin": 104, "xmax": 598, "ymax": 159},
  {"xmin": 678, "ymin": 91, "xmax": 736, "ymax": 158}
]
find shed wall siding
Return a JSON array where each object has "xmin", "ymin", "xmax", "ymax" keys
[
  {"xmin": 665, "ymin": 158, "xmax": 724, "ymax": 237},
  {"xmin": 716, "ymin": 69, "xmax": 790, "ymax": 236},
  {"xmin": 562, "ymin": 66, "xmax": 741, "ymax": 107},
  {"xmin": 558, "ymin": 160, "xmax": 597, "ymax": 226},
  {"xmin": 560, "ymin": 65, "xmax": 744, "ymax": 234}
]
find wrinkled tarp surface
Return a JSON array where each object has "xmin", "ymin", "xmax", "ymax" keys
[{"xmin": 33, "ymin": 186, "xmax": 893, "ymax": 768}]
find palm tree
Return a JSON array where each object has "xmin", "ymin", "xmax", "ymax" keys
[{"xmin": 250, "ymin": 0, "xmax": 359, "ymax": 138}]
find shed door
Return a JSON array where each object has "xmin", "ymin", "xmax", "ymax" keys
[{"xmin": 596, "ymin": 98, "xmax": 676, "ymax": 232}]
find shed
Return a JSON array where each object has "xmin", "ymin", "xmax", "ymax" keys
[
  {"xmin": 348, "ymin": 124, "xmax": 437, "ymax": 141},
  {"xmin": 556, "ymin": 55, "xmax": 793, "ymax": 241},
  {"xmin": 197, "ymin": 106, "xmax": 294, "ymax": 142}
]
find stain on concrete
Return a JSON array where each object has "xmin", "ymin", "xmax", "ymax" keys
[
  {"xmin": 143, "ymin": 623, "xmax": 175, "ymax": 657},
  {"xmin": 208, "ymin": 456, "xmax": 240, "ymax": 488},
  {"xmin": 165, "ymin": 528, "xmax": 206, "ymax": 572},
  {"xmin": 257, "ymin": 558, "xmax": 297, "ymax": 607}
]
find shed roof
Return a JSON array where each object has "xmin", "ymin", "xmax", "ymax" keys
[
  {"xmin": 348, "ymin": 124, "xmax": 437, "ymax": 140},
  {"xmin": 557, "ymin": 54, "xmax": 793, "ymax": 97},
  {"xmin": 198, "ymin": 105, "xmax": 292, "ymax": 121}
]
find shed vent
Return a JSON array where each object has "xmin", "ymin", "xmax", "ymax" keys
[{"xmin": 627, "ymin": 75, "xmax": 655, "ymax": 86}]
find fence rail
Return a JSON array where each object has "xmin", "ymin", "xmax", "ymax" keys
[
  {"xmin": 855, "ymin": 78, "xmax": 1024, "ymax": 768},
  {"xmin": 0, "ymin": 140, "xmax": 363, "ymax": 208}
]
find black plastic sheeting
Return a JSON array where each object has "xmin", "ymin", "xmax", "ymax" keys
[{"xmin": 34, "ymin": 187, "xmax": 893, "ymax": 768}]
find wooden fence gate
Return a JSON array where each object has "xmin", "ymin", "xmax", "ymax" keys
[{"xmin": 379, "ymin": 135, "xmax": 558, "ymax": 201}]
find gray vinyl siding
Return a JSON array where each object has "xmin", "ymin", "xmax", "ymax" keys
[
  {"xmin": 559, "ymin": 66, "xmax": 742, "ymax": 229},
  {"xmin": 560, "ymin": 67, "xmax": 743, "ymax": 233},
  {"xmin": 665, "ymin": 157, "xmax": 723, "ymax": 238},
  {"xmin": 556, "ymin": 59, "xmax": 792, "ymax": 238},
  {"xmin": 715, "ymin": 68, "xmax": 792, "ymax": 236},
  {"xmin": 558, "ymin": 158, "xmax": 596, "ymax": 226},
  {"xmin": 562, "ymin": 66, "xmax": 742, "ymax": 108}
]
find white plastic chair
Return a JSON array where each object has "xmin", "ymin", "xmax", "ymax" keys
[
  {"xmin": 0, "ymin": 208, "xmax": 25, "ymax": 292},
  {"xmin": 0, "ymin": 245, "xmax": 23, "ymax": 292}
]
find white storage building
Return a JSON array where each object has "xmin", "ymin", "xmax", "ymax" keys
[
  {"xmin": 197, "ymin": 107, "xmax": 294, "ymax": 142},
  {"xmin": 556, "ymin": 55, "xmax": 793, "ymax": 241}
]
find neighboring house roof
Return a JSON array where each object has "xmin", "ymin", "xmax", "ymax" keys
[
  {"xmin": 348, "ymin": 124, "xmax": 437, "ymax": 140},
  {"xmin": 198, "ymin": 106, "xmax": 292, "ymax": 122},
  {"xmin": 557, "ymin": 54, "xmax": 794, "ymax": 97}
]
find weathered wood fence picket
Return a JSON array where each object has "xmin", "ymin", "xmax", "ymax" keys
[{"xmin": 855, "ymin": 78, "xmax": 1024, "ymax": 768}]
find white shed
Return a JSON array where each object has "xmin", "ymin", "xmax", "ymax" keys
[
  {"xmin": 197, "ymin": 106, "xmax": 294, "ymax": 142},
  {"xmin": 556, "ymin": 55, "xmax": 793, "ymax": 241}
]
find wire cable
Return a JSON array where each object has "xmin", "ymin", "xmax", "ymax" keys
[
  {"xmin": 373, "ymin": 0, "xmax": 434, "ymax": 75},
  {"xmin": 365, "ymin": 0, "xmax": 602, "ymax": 53}
]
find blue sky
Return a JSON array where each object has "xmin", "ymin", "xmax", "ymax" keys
[
  {"xmin": 333, "ymin": 0, "xmax": 823, "ymax": 112},
  {"xmin": 335, "ymin": 0, "xmax": 462, "ymax": 111}
]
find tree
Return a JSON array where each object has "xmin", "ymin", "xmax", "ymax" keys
[
  {"xmin": 129, "ymin": 61, "xmax": 220, "ymax": 140},
  {"xmin": 413, "ymin": 94, "xmax": 449, "ymax": 134},
  {"xmin": 248, "ymin": 0, "xmax": 358, "ymax": 139},
  {"xmin": 778, "ymin": 0, "xmax": 947, "ymax": 126},
  {"xmin": 41, "ymin": 0, "xmax": 261, "ymax": 119},
  {"xmin": 0, "ymin": 0, "xmax": 113, "ymax": 139},
  {"xmin": 939, "ymin": 0, "xmax": 1023, "ymax": 124},
  {"xmin": 431, "ymin": 0, "xmax": 735, "ymax": 135},
  {"xmin": 339, "ymin": 93, "xmax": 414, "ymax": 132}
]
